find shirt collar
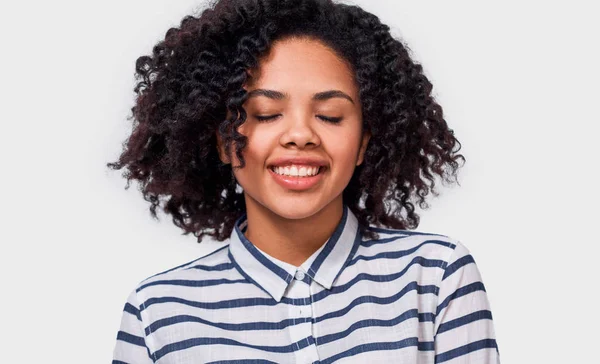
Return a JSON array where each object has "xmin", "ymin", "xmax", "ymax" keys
[{"xmin": 227, "ymin": 204, "xmax": 361, "ymax": 302}]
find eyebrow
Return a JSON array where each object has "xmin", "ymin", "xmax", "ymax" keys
[{"xmin": 246, "ymin": 89, "xmax": 355, "ymax": 104}]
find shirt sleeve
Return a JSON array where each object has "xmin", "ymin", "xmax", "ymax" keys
[
  {"xmin": 112, "ymin": 288, "xmax": 155, "ymax": 364},
  {"xmin": 433, "ymin": 240, "xmax": 501, "ymax": 363}
]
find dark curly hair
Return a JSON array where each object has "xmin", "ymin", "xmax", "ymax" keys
[{"xmin": 106, "ymin": 0, "xmax": 465, "ymax": 243}]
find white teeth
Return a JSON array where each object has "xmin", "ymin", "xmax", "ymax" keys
[{"xmin": 272, "ymin": 165, "xmax": 321, "ymax": 177}]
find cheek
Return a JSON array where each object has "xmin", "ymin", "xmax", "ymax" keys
[
  {"xmin": 233, "ymin": 130, "xmax": 273, "ymax": 170},
  {"xmin": 327, "ymin": 131, "xmax": 361, "ymax": 165},
  {"xmin": 329, "ymin": 146, "xmax": 360, "ymax": 178}
]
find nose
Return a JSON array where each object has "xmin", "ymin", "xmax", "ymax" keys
[{"xmin": 279, "ymin": 113, "xmax": 320, "ymax": 149}]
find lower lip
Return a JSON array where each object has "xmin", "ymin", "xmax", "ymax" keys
[{"xmin": 268, "ymin": 167, "xmax": 326, "ymax": 191}]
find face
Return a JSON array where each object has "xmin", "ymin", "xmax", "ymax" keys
[{"xmin": 217, "ymin": 36, "xmax": 370, "ymax": 221}]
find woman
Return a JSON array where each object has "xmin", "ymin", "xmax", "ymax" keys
[{"xmin": 109, "ymin": 0, "xmax": 500, "ymax": 362}]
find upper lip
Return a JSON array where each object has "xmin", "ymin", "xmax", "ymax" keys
[{"xmin": 268, "ymin": 157, "xmax": 328, "ymax": 168}]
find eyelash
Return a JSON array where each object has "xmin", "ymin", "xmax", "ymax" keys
[{"xmin": 254, "ymin": 114, "xmax": 342, "ymax": 124}]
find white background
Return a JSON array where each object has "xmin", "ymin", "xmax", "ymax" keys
[{"xmin": 1, "ymin": 0, "xmax": 598, "ymax": 362}]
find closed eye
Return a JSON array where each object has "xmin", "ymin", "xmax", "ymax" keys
[
  {"xmin": 253, "ymin": 114, "xmax": 342, "ymax": 124},
  {"xmin": 254, "ymin": 114, "xmax": 280, "ymax": 122},
  {"xmin": 318, "ymin": 115, "xmax": 343, "ymax": 123}
]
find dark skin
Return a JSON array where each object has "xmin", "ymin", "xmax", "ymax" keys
[{"xmin": 217, "ymin": 37, "xmax": 370, "ymax": 267}]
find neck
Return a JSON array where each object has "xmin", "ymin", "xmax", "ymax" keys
[{"xmin": 243, "ymin": 198, "xmax": 344, "ymax": 267}]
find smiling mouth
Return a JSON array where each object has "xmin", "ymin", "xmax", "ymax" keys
[{"xmin": 268, "ymin": 166, "xmax": 326, "ymax": 177}]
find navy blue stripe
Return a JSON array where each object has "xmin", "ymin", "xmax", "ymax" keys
[
  {"xmin": 419, "ymin": 341, "xmax": 435, "ymax": 351},
  {"xmin": 185, "ymin": 262, "xmax": 235, "ymax": 272},
  {"xmin": 140, "ymin": 244, "xmax": 229, "ymax": 283},
  {"xmin": 141, "ymin": 294, "xmax": 279, "ymax": 311},
  {"xmin": 308, "ymin": 205, "xmax": 348, "ymax": 277},
  {"xmin": 207, "ymin": 361, "xmax": 279, "ymax": 364},
  {"xmin": 316, "ymin": 308, "xmax": 420, "ymax": 345},
  {"xmin": 362, "ymin": 235, "xmax": 410, "ymax": 247},
  {"xmin": 442, "ymin": 255, "xmax": 475, "ymax": 281},
  {"xmin": 145, "ymin": 313, "xmax": 311, "ymax": 336},
  {"xmin": 348, "ymin": 240, "xmax": 456, "ymax": 268},
  {"xmin": 152, "ymin": 335, "xmax": 317, "ymax": 360},
  {"xmin": 314, "ymin": 281, "xmax": 438, "ymax": 323},
  {"xmin": 435, "ymin": 339, "xmax": 498, "ymax": 363},
  {"xmin": 320, "ymin": 337, "xmax": 424, "ymax": 364},
  {"xmin": 112, "ymin": 361, "xmax": 129, "ymax": 364},
  {"xmin": 116, "ymin": 330, "xmax": 146, "ymax": 347},
  {"xmin": 366, "ymin": 226, "xmax": 448, "ymax": 237},
  {"xmin": 124, "ymin": 302, "xmax": 141, "ymax": 321},
  {"xmin": 137, "ymin": 277, "xmax": 248, "ymax": 292},
  {"xmin": 436, "ymin": 310, "xmax": 493, "ymax": 335},
  {"xmin": 362, "ymin": 235, "xmax": 454, "ymax": 249},
  {"xmin": 419, "ymin": 312, "xmax": 435, "ymax": 322},
  {"xmin": 436, "ymin": 282, "xmax": 486, "ymax": 316}
]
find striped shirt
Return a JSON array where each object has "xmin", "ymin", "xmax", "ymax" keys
[{"xmin": 112, "ymin": 204, "xmax": 500, "ymax": 363}]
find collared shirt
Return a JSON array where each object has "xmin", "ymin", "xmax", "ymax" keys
[{"xmin": 112, "ymin": 204, "xmax": 500, "ymax": 363}]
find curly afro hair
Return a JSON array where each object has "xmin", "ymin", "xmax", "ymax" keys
[{"xmin": 106, "ymin": 0, "xmax": 465, "ymax": 243}]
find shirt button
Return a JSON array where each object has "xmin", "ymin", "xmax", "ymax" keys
[{"xmin": 294, "ymin": 270, "xmax": 305, "ymax": 280}]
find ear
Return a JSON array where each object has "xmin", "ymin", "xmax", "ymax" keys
[
  {"xmin": 356, "ymin": 130, "xmax": 371, "ymax": 166},
  {"xmin": 215, "ymin": 131, "xmax": 231, "ymax": 164}
]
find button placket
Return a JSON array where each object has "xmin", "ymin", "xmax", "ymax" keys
[{"xmin": 287, "ymin": 270, "xmax": 320, "ymax": 364}]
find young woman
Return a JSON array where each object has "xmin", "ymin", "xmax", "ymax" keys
[{"xmin": 109, "ymin": 0, "xmax": 500, "ymax": 362}]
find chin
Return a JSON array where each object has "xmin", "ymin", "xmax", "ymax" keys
[{"xmin": 264, "ymin": 198, "xmax": 326, "ymax": 220}]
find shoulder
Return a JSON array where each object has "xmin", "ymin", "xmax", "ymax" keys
[
  {"xmin": 134, "ymin": 243, "xmax": 231, "ymax": 295},
  {"xmin": 362, "ymin": 225, "xmax": 462, "ymax": 264},
  {"xmin": 361, "ymin": 226, "xmax": 484, "ymax": 279}
]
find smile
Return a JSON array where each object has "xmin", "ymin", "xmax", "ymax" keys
[
  {"xmin": 268, "ymin": 166, "xmax": 326, "ymax": 191},
  {"xmin": 270, "ymin": 165, "xmax": 322, "ymax": 177}
]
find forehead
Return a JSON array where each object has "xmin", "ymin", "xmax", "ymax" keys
[{"xmin": 246, "ymin": 37, "xmax": 357, "ymax": 94}]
